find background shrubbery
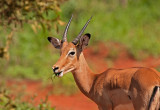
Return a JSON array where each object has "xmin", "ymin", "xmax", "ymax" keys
[{"xmin": 0, "ymin": 0, "xmax": 160, "ymax": 103}]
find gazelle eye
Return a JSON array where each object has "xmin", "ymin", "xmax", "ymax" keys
[{"xmin": 69, "ymin": 51, "xmax": 75, "ymax": 56}]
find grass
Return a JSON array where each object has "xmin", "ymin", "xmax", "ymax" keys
[
  {"xmin": 0, "ymin": 22, "xmax": 78, "ymax": 95},
  {"xmin": 0, "ymin": 80, "xmax": 55, "ymax": 110},
  {"xmin": 60, "ymin": 0, "xmax": 160, "ymax": 59},
  {"xmin": 0, "ymin": 0, "xmax": 160, "ymax": 96},
  {"xmin": 51, "ymin": 73, "xmax": 78, "ymax": 95},
  {"xmin": 0, "ymin": 89, "xmax": 55, "ymax": 110}
]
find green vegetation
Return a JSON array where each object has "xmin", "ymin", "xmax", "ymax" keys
[
  {"xmin": 0, "ymin": 89, "xmax": 55, "ymax": 110},
  {"xmin": 51, "ymin": 73, "xmax": 77, "ymax": 95},
  {"xmin": 0, "ymin": 0, "xmax": 160, "ymax": 97},
  {"xmin": 60, "ymin": 0, "xmax": 160, "ymax": 59}
]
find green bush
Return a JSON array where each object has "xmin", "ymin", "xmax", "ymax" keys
[
  {"xmin": 60, "ymin": 0, "xmax": 160, "ymax": 59},
  {"xmin": 0, "ymin": 0, "xmax": 160, "ymax": 96},
  {"xmin": 0, "ymin": 89, "xmax": 55, "ymax": 110}
]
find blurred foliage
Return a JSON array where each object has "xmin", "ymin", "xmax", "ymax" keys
[
  {"xmin": 0, "ymin": 0, "xmax": 77, "ymax": 95},
  {"xmin": 0, "ymin": 0, "xmax": 66, "ymax": 29},
  {"xmin": 0, "ymin": 31, "xmax": 13, "ymax": 60},
  {"xmin": 51, "ymin": 73, "xmax": 77, "ymax": 95},
  {"xmin": 60, "ymin": 0, "xmax": 160, "ymax": 59},
  {"xmin": 0, "ymin": 0, "xmax": 160, "ymax": 96},
  {"xmin": 0, "ymin": 0, "xmax": 66, "ymax": 60},
  {"xmin": 0, "ymin": 89, "xmax": 55, "ymax": 110}
]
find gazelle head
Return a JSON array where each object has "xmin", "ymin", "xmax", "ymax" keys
[{"xmin": 48, "ymin": 15, "xmax": 92, "ymax": 77}]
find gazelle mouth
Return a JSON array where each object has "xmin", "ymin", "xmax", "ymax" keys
[{"xmin": 55, "ymin": 71, "xmax": 63, "ymax": 77}]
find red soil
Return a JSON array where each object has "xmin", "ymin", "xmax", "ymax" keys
[
  {"xmin": 84, "ymin": 42, "xmax": 160, "ymax": 73},
  {"xmin": 6, "ymin": 80, "xmax": 97, "ymax": 110},
  {"xmin": 5, "ymin": 42, "xmax": 160, "ymax": 110}
]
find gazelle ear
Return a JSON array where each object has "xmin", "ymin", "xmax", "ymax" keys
[
  {"xmin": 78, "ymin": 33, "xmax": 91, "ymax": 51},
  {"xmin": 48, "ymin": 37, "xmax": 61, "ymax": 49}
]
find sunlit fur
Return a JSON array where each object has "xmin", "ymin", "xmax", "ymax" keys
[{"xmin": 51, "ymin": 41, "xmax": 160, "ymax": 110}]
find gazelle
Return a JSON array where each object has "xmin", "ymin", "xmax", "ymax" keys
[{"xmin": 47, "ymin": 16, "xmax": 160, "ymax": 110}]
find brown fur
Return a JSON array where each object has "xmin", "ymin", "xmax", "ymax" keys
[{"xmin": 49, "ymin": 41, "xmax": 160, "ymax": 110}]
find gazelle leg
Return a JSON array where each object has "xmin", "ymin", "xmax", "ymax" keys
[
  {"xmin": 129, "ymin": 68, "xmax": 160, "ymax": 110},
  {"xmin": 129, "ymin": 78, "xmax": 149, "ymax": 110}
]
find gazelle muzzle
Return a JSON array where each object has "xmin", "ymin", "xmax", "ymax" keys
[{"xmin": 52, "ymin": 67, "xmax": 64, "ymax": 77}]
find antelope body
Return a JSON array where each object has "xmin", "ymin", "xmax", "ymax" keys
[{"xmin": 47, "ymin": 16, "xmax": 160, "ymax": 110}]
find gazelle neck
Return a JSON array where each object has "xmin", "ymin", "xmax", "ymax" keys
[{"xmin": 72, "ymin": 53, "xmax": 96, "ymax": 97}]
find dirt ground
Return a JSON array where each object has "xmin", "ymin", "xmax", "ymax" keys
[
  {"xmin": 6, "ymin": 80, "xmax": 98, "ymax": 110},
  {"xmin": 5, "ymin": 42, "xmax": 160, "ymax": 110}
]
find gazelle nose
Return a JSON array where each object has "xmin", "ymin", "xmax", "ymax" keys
[{"xmin": 52, "ymin": 67, "xmax": 59, "ymax": 73}]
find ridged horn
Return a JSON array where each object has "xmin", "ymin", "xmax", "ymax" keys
[
  {"xmin": 72, "ymin": 16, "xmax": 92, "ymax": 45},
  {"xmin": 62, "ymin": 15, "xmax": 73, "ymax": 42}
]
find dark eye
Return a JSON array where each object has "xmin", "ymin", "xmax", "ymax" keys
[{"xmin": 69, "ymin": 51, "xmax": 75, "ymax": 56}]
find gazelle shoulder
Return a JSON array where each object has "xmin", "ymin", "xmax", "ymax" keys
[{"xmin": 131, "ymin": 67, "xmax": 160, "ymax": 87}]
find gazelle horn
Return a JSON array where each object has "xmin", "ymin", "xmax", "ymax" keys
[
  {"xmin": 62, "ymin": 15, "xmax": 73, "ymax": 42},
  {"xmin": 72, "ymin": 16, "xmax": 92, "ymax": 45}
]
